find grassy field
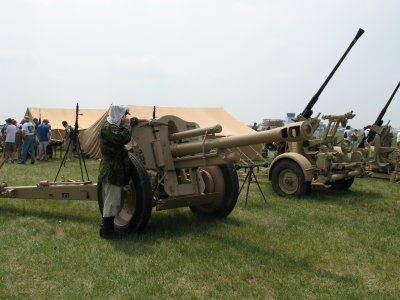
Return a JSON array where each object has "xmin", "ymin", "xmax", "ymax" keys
[{"xmin": 0, "ymin": 158, "xmax": 399, "ymax": 299}]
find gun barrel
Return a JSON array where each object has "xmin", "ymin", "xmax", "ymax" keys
[
  {"xmin": 170, "ymin": 121, "xmax": 313, "ymax": 157},
  {"xmin": 300, "ymin": 28, "xmax": 364, "ymax": 119},
  {"xmin": 358, "ymin": 81, "xmax": 400, "ymax": 148},
  {"xmin": 373, "ymin": 80, "xmax": 400, "ymax": 126},
  {"xmin": 169, "ymin": 124, "xmax": 222, "ymax": 141}
]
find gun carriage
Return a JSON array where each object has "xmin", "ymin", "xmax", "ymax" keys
[
  {"xmin": 357, "ymin": 81, "xmax": 400, "ymax": 182},
  {"xmin": 268, "ymin": 28, "xmax": 365, "ymax": 195}
]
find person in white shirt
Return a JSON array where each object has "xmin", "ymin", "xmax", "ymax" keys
[
  {"xmin": 397, "ymin": 130, "xmax": 400, "ymax": 147},
  {"xmin": 4, "ymin": 118, "xmax": 16, "ymax": 162},
  {"xmin": 343, "ymin": 126, "xmax": 352, "ymax": 141},
  {"xmin": 19, "ymin": 117, "xmax": 36, "ymax": 164},
  {"xmin": 363, "ymin": 125, "xmax": 371, "ymax": 139}
]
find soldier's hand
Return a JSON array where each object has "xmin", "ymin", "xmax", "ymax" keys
[{"xmin": 129, "ymin": 117, "xmax": 139, "ymax": 127}]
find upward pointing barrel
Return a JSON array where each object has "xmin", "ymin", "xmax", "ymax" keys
[{"xmin": 300, "ymin": 28, "xmax": 365, "ymax": 119}]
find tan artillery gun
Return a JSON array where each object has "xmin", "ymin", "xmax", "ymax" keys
[
  {"xmin": 269, "ymin": 28, "xmax": 365, "ymax": 195},
  {"xmin": 357, "ymin": 81, "xmax": 400, "ymax": 183},
  {"xmin": 360, "ymin": 122, "xmax": 400, "ymax": 182},
  {"xmin": 0, "ymin": 116, "xmax": 313, "ymax": 234}
]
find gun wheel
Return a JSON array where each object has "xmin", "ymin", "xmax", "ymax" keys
[
  {"xmin": 97, "ymin": 153, "xmax": 153, "ymax": 234},
  {"xmin": 189, "ymin": 164, "xmax": 239, "ymax": 217},
  {"xmin": 271, "ymin": 159, "xmax": 308, "ymax": 196}
]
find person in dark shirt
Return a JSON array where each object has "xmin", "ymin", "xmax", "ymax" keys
[
  {"xmin": 36, "ymin": 119, "xmax": 50, "ymax": 161},
  {"xmin": 98, "ymin": 105, "xmax": 144, "ymax": 239}
]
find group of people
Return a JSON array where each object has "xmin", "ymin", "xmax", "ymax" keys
[
  {"xmin": 1, "ymin": 116, "xmax": 52, "ymax": 164},
  {"xmin": 1, "ymin": 116, "xmax": 74, "ymax": 164},
  {"xmin": 344, "ymin": 125, "xmax": 400, "ymax": 148},
  {"xmin": 343, "ymin": 125, "xmax": 370, "ymax": 148}
]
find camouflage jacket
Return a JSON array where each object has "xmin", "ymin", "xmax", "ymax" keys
[{"xmin": 98, "ymin": 121, "xmax": 132, "ymax": 186}]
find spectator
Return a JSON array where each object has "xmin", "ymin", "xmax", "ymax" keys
[
  {"xmin": 351, "ymin": 129, "xmax": 359, "ymax": 148},
  {"xmin": 37, "ymin": 119, "xmax": 51, "ymax": 161},
  {"xmin": 343, "ymin": 126, "xmax": 352, "ymax": 141},
  {"xmin": 314, "ymin": 129, "xmax": 321, "ymax": 139},
  {"xmin": 1, "ymin": 123, "xmax": 6, "ymax": 141},
  {"xmin": 33, "ymin": 117, "xmax": 40, "ymax": 159},
  {"xmin": 397, "ymin": 130, "xmax": 400, "ymax": 147},
  {"xmin": 19, "ymin": 117, "xmax": 36, "ymax": 164},
  {"xmin": 363, "ymin": 125, "xmax": 371, "ymax": 139},
  {"xmin": 1, "ymin": 122, "xmax": 7, "ymax": 158},
  {"xmin": 46, "ymin": 124, "xmax": 53, "ymax": 158},
  {"xmin": 4, "ymin": 118, "xmax": 16, "ymax": 163},
  {"xmin": 62, "ymin": 120, "xmax": 74, "ymax": 161},
  {"xmin": 15, "ymin": 125, "xmax": 23, "ymax": 161}
]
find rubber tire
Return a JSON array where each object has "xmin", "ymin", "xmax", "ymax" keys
[
  {"xmin": 328, "ymin": 177, "xmax": 354, "ymax": 190},
  {"xmin": 190, "ymin": 164, "xmax": 239, "ymax": 217},
  {"xmin": 271, "ymin": 159, "xmax": 309, "ymax": 196},
  {"xmin": 97, "ymin": 153, "xmax": 153, "ymax": 234}
]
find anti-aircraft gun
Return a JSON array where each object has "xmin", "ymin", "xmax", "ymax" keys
[
  {"xmin": 295, "ymin": 28, "xmax": 365, "ymax": 124},
  {"xmin": 358, "ymin": 81, "xmax": 400, "ymax": 148},
  {"xmin": 0, "ymin": 113, "xmax": 313, "ymax": 234},
  {"xmin": 357, "ymin": 81, "xmax": 400, "ymax": 182},
  {"xmin": 268, "ymin": 28, "xmax": 365, "ymax": 195}
]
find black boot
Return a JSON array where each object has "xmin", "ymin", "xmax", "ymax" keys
[{"xmin": 99, "ymin": 216, "xmax": 115, "ymax": 239}]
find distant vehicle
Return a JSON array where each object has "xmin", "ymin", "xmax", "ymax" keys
[{"xmin": 258, "ymin": 119, "xmax": 285, "ymax": 131}]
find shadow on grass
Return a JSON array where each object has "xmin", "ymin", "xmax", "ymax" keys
[
  {"xmin": 208, "ymin": 232, "xmax": 362, "ymax": 288},
  {"xmin": 0, "ymin": 200, "xmax": 243, "ymax": 242},
  {"xmin": 269, "ymin": 187, "xmax": 384, "ymax": 205},
  {"xmin": 107, "ymin": 210, "xmax": 243, "ymax": 254},
  {"xmin": 307, "ymin": 187, "xmax": 384, "ymax": 203},
  {"xmin": 150, "ymin": 211, "xmax": 241, "ymax": 236},
  {"xmin": 0, "ymin": 202, "xmax": 96, "ymax": 224}
]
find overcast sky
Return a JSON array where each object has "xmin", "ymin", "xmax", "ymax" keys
[{"xmin": 1, "ymin": 0, "xmax": 399, "ymax": 129}]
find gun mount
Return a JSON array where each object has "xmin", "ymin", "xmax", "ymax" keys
[
  {"xmin": 269, "ymin": 29, "xmax": 365, "ymax": 195},
  {"xmin": 359, "ymin": 81, "xmax": 400, "ymax": 148},
  {"xmin": 357, "ymin": 81, "xmax": 400, "ymax": 182},
  {"xmin": 360, "ymin": 122, "xmax": 400, "ymax": 183},
  {"xmin": 1, "ymin": 115, "xmax": 313, "ymax": 234}
]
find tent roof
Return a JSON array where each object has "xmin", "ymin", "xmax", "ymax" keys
[
  {"xmin": 22, "ymin": 105, "xmax": 262, "ymax": 161},
  {"xmin": 25, "ymin": 106, "xmax": 252, "ymax": 135},
  {"xmin": 126, "ymin": 106, "xmax": 252, "ymax": 136},
  {"xmin": 80, "ymin": 105, "xmax": 261, "ymax": 160}
]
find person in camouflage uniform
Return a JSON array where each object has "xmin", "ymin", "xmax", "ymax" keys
[{"xmin": 98, "ymin": 104, "xmax": 140, "ymax": 239}]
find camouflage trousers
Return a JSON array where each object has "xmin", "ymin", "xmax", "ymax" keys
[{"xmin": 103, "ymin": 183, "xmax": 122, "ymax": 218}]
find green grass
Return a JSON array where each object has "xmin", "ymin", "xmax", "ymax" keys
[{"xmin": 0, "ymin": 158, "xmax": 399, "ymax": 299}]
